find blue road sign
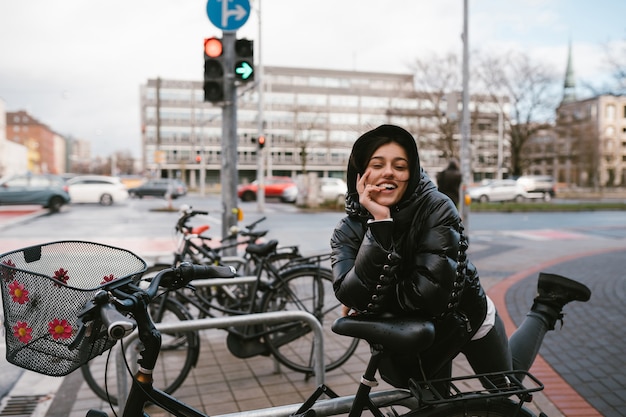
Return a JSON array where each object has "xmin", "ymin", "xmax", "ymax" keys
[{"xmin": 206, "ymin": 0, "xmax": 250, "ymax": 32}]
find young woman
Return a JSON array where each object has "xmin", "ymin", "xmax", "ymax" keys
[{"xmin": 330, "ymin": 124, "xmax": 591, "ymax": 387}]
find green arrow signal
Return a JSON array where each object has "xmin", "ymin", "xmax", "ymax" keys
[{"xmin": 235, "ymin": 61, "xmax": 254, "ymax": 81}]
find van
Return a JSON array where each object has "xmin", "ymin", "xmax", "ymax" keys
[{"xmin": 516, "ymin": 175, "xmax": 556, "ymax": 200}]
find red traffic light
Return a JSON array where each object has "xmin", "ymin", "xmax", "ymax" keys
[
  {"xmin": 195, "ymin": 154, "xmax": 202, "ymax": 163},
  {"xmin": 204, "ymin": 37, "xmax": 223, "ymax": 58},
  {"xmin": 258, "ymin": 135, "xmax": 266, "ymax": 149}
]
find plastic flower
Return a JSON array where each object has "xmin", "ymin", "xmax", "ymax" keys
[
  {"xmin": 9, "ymin": 280, "xmax": 30, "ymax": 304},
  {"xmin": 100, "ymin": 274, "xmax": 116, "ymax": 285},
  {"xmin": 52, "ymin": 268, "xmax": 70, "ymax": 287},
  {"xmin": 1, "ymin": 259, "xmax": 16, "ymax": 281},
  {"xmin": 13, "ymin": 321, "xmax": 33, "ymax": 343},
  {"xmin": 48, "ymin": 318, "xmax": 73, "ymax": 340}
]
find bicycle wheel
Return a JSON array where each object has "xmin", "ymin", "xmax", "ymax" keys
[
  {"xmin": 260, "ymin": 265, "xmax": 359, "ymax": 374},
  {"xmin": 80, "ymin": 297, "xmax": 200, "ymax": 405},
  {"xmin": 416, "ymin": 398, "xmax": 537, "ymax": 417},
  {"xmin": 242, "ymin": 248, "xmax": 302, "ymax": 276}
]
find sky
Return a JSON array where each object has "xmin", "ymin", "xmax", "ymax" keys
[{"xmin": 1, "ymin": 0, "xmax": 625, "ymax": 158}]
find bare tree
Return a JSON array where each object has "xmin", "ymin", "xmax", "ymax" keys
[
  {"xmin": 474, "ymin": 51, "xmax": 559, "ymax": 177},
  {"xmin": 114, "ymin": 150, "xmax": 136, "ymax": 175},
  {"xmin": 410, "ymin": 52, "xmax": 462, "ymax": 159},
  {"xmin": 603, "ymin": 39, "xmax": 626, "ymax": 94}
]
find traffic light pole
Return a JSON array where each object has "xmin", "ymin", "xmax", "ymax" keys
[{"xmin": 221, "ymin": 31, "xmax": 239, "ymax": 255}]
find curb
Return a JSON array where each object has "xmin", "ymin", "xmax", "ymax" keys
[{"xmin": 0, "ymin": 206, "xmax": 49, "ymax": 230}]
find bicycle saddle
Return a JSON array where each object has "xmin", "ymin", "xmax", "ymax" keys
[
  {"xmin": 332, "ymin": 315, "xmax": 435, "ymax": 353},
  {"xmin": 245, "ymin": 239, "xmax": 279, "ymax": 256}
]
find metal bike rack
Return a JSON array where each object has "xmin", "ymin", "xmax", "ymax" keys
[{"xmin": 116, "ymin": 308, "xmax": 325, "ymax": 411}]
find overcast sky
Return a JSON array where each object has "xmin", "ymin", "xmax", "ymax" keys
[{"xmin": 1, "ymin": 0, "xmax": 625, "ymax": 158}]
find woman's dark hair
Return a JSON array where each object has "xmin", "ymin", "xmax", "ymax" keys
[{"xmin": 344, "ymin": 125, "xmax": 422, "ymax": 219}]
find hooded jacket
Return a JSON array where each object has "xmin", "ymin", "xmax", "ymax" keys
[{"xmin": 331, "ymin": 125, "xmax": 486, "ymax": 324}]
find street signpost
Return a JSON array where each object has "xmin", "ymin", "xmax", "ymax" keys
[
  {"xmin": 206, "ymin": 0, "xmax": 250, "ymax": 32},
  {"xmin": 205, "ymin": 0, "xmax": 252, "ymax": 250}
]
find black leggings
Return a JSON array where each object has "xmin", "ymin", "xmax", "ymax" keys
[{"xmin": 463, "ymin": 311, "xmax": 550, "ymax": 375}]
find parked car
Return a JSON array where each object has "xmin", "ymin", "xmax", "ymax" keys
[
  {"xmin": 318, "ymin": 177, "xmax": 348, "ymax": 203},
  {"xmin": 66, "ymin": 175, "xmax": 129, "ymax": 206},
  {"xmin": 468, "ymin": 179, "xmax": 527, "ymax": 203},
  {"xmin": 237, "ymin": 176, "xmax": 298, "ymax": 203},
  {"xmin": 0, "ymin": 172, "xmax": 71, "ymax": 212},
  {"xmin": 128, "ymin": 179, "xmax": 188, "ymax": 199},
  {"xmin": 516, "ymin": 175, "xmax": 556, "ymax": 201}
]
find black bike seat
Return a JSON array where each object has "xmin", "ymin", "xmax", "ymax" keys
[
  {"xmin": 245, "ymin": 239, "xmax": 279, "ymax": 256},
  {"xmin": 332, "ymin": 315, "xmax": 435, "ymax": 353}
]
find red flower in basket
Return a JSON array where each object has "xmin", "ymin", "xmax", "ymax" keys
[
  {"xmin": 8, "ymin": 280, "xmax": 30, "ymax": 304},
  {"xmin": 100, "ymin": 274, "xmax": 116, "ymax": 285},
  {"xmin": 1, "ymin": 259, "xmax": 17, "ymax": 281},
  {"xmin": 13, "ymin": 321, "xmax": 33, "ymax": 343},
  {"xmin": 52, "ymin": 268, "xmax": 70, "ymax": 287},
  {"xmin": 48, "ymin": 318, "xmax": 73, "ymax": 340}
]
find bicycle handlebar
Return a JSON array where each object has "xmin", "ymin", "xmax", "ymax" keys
[{"xmin": 92, "ymin": 263, "xmax": 236, "ymax": 340}]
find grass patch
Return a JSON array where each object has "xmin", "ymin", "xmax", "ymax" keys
[{"xmin": 468, "ymin": 201, "xmax": 626, "ymax": 212}]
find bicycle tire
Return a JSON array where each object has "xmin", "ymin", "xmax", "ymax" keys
[
  {"xmin": 414, "ymin": 397, "xmax": 537, "ymax": 417},
  {"xmin": 80, "ymin": 297, "xmax": 200, "ymax": 405},
  {"xmin": 260, "ymin": 265, "xmax": 359, "ymax": 374}
]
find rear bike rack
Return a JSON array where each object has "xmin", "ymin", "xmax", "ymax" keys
[{"xmin": 409, "ymin": 370, "xmax": 544, "ymax": 405}]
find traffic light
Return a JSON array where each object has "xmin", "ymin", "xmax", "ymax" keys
[
  {"xmin": 257, "ymin": 135, "xmax": 265, "ymax": 149},
  {"xmin": 234, "ymin": 38, "xmax": 254, "ymax": 83},
  {"xmin": 195, "ymin": 154, "xmax": 202, "ymax": 164},
  {"xmin": 204, "ymin": 37, "xmax": 224, "ymax": 103}
]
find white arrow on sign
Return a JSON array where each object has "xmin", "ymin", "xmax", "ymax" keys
[{"xmin": 222, "ymin": 1, "xmax": 247, "ymax": 28}]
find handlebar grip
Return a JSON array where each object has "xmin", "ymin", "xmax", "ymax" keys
[
  {"xmin": 192, "ymin": 210, "xmax": 209, "ymax": 216},
  {"xmin": 246, "ymin": 216, "xmax": 267, "ymax": 230},
  {"xmin": 160, "ymin": 263, "xmax": 237, "ymax": 290},
  {"xmin": 100, "ymin": 302, "xmax": 136, "ymax": 340}
]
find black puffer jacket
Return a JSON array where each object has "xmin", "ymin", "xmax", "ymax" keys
[
  {"xmin": 330, "ymin": 124, "xmax": 487, "ymax": 386},
  {"xmin": 331, "ymin": 169, "xmax": 485, "ymax": 323}
]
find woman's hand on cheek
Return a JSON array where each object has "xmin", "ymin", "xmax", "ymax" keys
[{"xmin": 357, "ymin": 171, "xmax": 390, "ymax": 219}]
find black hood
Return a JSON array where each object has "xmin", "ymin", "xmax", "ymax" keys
[{"xmin": 345, "ymin": 124, "xmax": 421, "ymax": 217}]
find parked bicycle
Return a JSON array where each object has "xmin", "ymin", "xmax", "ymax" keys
[
  {"xmin": 0, "ymin": 243, "xmax": 548, "ymax": 417},
  {"xmin": 78, "ymin": 221, "xmax": 358, "ymax": 403},
  {"xmin": 167, "ymin": 205, "xmax": 302, "ymax": 275}
]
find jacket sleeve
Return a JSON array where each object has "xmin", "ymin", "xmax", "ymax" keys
[
  {"xmin": 394, "ymin": 199, "xmax": 461, "ymax": 317},
  {"xmin": 331, "ymin": 217, "xmax": 398, "ymax": 312}
]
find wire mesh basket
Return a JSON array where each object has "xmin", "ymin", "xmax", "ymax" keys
[{"xmin": 0, "ymin": 241, "xmax": 147, "ymax": 376}]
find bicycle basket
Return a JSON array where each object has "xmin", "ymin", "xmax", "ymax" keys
[{"xmin": 0, "ymin": 240, "xmax": 147, "ymax": 376}]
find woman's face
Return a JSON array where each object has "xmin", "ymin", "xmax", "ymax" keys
[{"xmin": 364, "ymin": 142, "xmax": 410, "ymax": 207}]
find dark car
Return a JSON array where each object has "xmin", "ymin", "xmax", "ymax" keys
[
  {"xmin": 0, "ymin": 172, "xmax": 71, "ymax": 212},
  {"xmin": 128, "ymin": 179, "xmax": 188, "ymax": 199}
]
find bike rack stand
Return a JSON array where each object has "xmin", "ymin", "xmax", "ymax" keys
[{"xmin": 116, "ymin": 278, "xmax": 325, "ymax": 412}]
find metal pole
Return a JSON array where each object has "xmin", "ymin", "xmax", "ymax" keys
[
  {"xmin": 221, "ymin": 31, "xmax": 239, "ymax": 255},
  {"xmin": 256, "ymin": 0, "xmax": 265, "ymax": 212},
  {"xmin": 459, "ymin": 0, "xmax": 471, "ymax": 229},
  {"xmin": 497, "ymin": 106, "xmax": 503, "ymax": 180}
]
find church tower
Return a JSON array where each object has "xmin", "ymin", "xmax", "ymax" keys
[{"xmin": 562, "ymin": 39, "xmax": 576, "ymax": 104}]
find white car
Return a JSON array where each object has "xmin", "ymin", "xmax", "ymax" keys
[
  {"xmin": 319, "ymin": 177, "xmax": 348, "ymax": 203},
  {"xmin": 468, "ymin": 179, "xmax": 527, "ymax": 203},
  {"xmin": 66, "ymin": 175, "xmax": 129, "ymax": 206}
]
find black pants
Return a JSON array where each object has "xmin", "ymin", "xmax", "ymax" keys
[{"xmin": 463, "ymin": 310, "xmax": 550, "ymax": 375}]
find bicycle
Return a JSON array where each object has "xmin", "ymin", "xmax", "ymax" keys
[
  {"xmin": 166, "ymin": 205, "xmax": 302, "ymax": 276},
  {"xmin": 1, "ymin": 242, "xmax": 547, "ymax": 417},
  {"xmin": 79, "ymin": 228, "xmax": 358, "ymax": 402}
]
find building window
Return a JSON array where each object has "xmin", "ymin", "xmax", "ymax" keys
[{"xmin": 606, "ymin": 104, "xmax": 615, "ymax": 121}]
